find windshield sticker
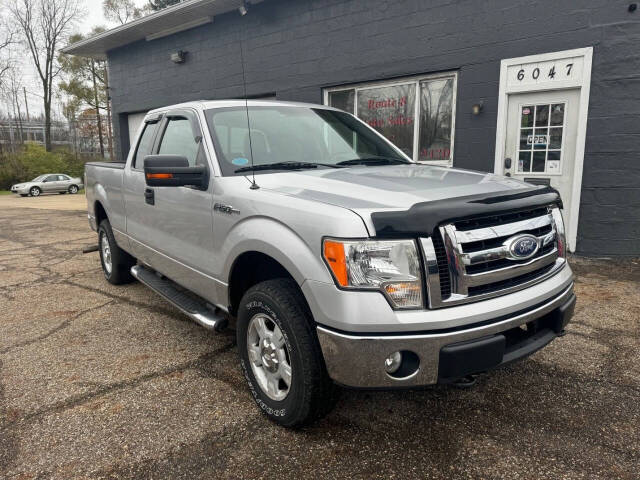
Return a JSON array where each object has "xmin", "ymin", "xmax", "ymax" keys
[{"xmin": 232, "ymin": 157, "xmax": 250, "ymax": 166}]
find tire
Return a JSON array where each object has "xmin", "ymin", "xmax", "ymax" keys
[
  {"xmin": 29, "ymin": 186, "xmax": 41, "ymax": 197},
  {"xmin": 237, "ymin": 278, "xmax": 339, "ymax": 427},
  {"xmin": 98, "ymin": 219, "xmax": 136, "ymax": 285},
  {"xmin": 68, "ymin": 185, "xmax": 79, "ymax": 194}
]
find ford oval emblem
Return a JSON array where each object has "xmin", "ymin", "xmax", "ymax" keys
[{"xmin": 507, "ymin": 234, "xmax": 539, "ymax": 260}]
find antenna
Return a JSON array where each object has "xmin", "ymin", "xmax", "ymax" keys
[{"xmin": 238, "ymin": 5, "xmax": 259, "ymax": 190}]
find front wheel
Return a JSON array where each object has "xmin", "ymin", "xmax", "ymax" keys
[
  {"xmin": 237, "ymin": 278, "xmax": 339, "ymax": 427},
  {"xmin": 29, "ymin": 187, "xmax": 41, "ymax": 197},
  {"xmin": 68, "ymin": 185, "xmax": 79, "ymax": 194}
]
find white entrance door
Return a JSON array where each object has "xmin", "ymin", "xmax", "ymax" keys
[{"xmin": 503, "ymin": 89, "xmax": 580, "ymax": 248}]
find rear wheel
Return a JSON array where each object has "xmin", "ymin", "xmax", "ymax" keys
[
  {"xmin": 98, "ymin": 219, "xmax": 136, "ymax": 285},
  {"xmin": 68, "ymin": 185, "xmax": 79, "ymax": 194},
  {"xmin": 237, "ymin": 278, "xmax": 339, "ymax": 427},
  {"xmin": 29, "ymin": 187, "xmax": 41, "ymax": 197}
]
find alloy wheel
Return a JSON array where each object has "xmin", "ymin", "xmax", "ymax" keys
[
  {"xmin": 100, "ymin": 231, "xmax": 112, "ymax": 275},
  {"xmin": 246, "ymin": 313, "xmax": 292, "ymax": 401}
]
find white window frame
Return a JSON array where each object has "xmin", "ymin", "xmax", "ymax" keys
[{"xmin": 323, "ymin": 72, "xmax": 458, "ymax": 166}]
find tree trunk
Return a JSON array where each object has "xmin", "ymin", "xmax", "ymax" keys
[
  {"xmin": 103, "ymin": 65, "xmax": 114, "ymax": 160},
  {"xmin": 44, "ymin": 103, "xmax": 52, "ymax": 151},
  {"xmin": 43, "ymin": 80, "xmax": 52, "ymax": 151},
  {"xmin": 91, "ymin": 60, "xmax": 105, "ymax": 158}
]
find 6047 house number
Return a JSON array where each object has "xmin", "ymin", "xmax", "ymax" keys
[{"xmin": 517, "ymin": 63, "xmax": 573, "ymax": 82}]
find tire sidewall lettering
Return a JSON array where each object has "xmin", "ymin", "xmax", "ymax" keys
[{"xmin": 240, "ymin": 299, "xmax": 293, "ymax": 418}]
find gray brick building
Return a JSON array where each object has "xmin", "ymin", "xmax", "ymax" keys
[{"xmin": 65, "ymin": 0, "xmax": 640, "ymax": 256}]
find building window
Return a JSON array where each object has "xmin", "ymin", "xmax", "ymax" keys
[{"xmin": 325, "ymin": 73, "xmax": 457, "ymax": 165}]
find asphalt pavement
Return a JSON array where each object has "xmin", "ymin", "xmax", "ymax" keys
[{"xmin": 0, "ymin": 199, "xmax": 638, "ymax": 479}]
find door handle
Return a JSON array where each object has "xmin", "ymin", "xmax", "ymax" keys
[{"xmin": 144, "ymin": 188, "xmax": 155, "ymax": 205}]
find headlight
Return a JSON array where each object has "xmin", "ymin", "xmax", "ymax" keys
[
  {"xmin": 551, "ymin": 207, "xmax": 567, "ymax": 258},
  {"xmin": 323, "ymin": 239, "xmax": 423, "ymax": 309}
]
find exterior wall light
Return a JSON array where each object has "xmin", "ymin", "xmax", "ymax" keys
[
  {"xmin": 239, "ymin": 1, "xmax": 249, "ymax": 16},
  {"xmin": 170, "ymin": 51, "xmax": 187, "ymax": 64},
  {"xmin": 472, "ymin": 101, "xmax": 484, "ymax": 115}
]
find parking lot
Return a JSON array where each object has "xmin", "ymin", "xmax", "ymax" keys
[{"xmin": 0, "ymin": 200, "xmax": 638, "ymax": 479}]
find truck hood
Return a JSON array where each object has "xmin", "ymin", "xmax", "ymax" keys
[{"xmin": 255, "ymin": 164, "xmax": 534, "ymax": 211}]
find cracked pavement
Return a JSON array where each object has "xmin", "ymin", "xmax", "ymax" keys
[{"xmin": 0, "ymin": 201, "xmax": 639, "ymax": 479}]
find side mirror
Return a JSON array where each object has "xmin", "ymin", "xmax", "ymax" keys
[{"xmin": 143, "ymin": 155, "xmax": 208, "ymax": 189}]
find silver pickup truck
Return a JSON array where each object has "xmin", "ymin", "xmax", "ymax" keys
[{"xmin": 85, "ymin": 100, "xmax": 575, "ymax": 427}]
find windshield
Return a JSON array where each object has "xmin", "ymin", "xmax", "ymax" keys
[
  {"xmin": 204, "ymin": 106, "xmax": 410, "ymax": 175},
  {"xmin": 31, "ymin": 175, "xmax": 46, "ymax": 182}
]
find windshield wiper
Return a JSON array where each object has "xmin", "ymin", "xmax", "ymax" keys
[
  {"xmin": 336, "ymin": 157, "xmax": 410, "ymax": 166},
  {"xmin": 235, "ymin": 161, "xmax": 343, "ymax": 173}
]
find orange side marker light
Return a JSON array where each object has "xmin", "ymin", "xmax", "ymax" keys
[
  {"xmin": 323, "ymin": 240, "xmax": 348, "ymax": 287},
  {"xmin": 146, "ymin": 173, "xmax": 173, "ymax": 179}
]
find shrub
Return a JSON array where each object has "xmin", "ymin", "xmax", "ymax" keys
[{"xmin": 0, "ymin": 144, "xmax": 89, "ymax": 190}]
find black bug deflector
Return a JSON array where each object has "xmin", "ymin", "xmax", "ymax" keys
[{"xmin": 371, "ymin": 186, "xmax": 562, "ymax": 238}]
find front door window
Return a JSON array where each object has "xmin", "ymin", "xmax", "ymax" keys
[{"xmin": 517, "ymin": 103, "xmax": 565, "ymax": 174}]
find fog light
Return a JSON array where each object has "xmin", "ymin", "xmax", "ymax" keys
[{"xmin": 384, "ymin": 351, "xmax": 402, "ymax": 374}]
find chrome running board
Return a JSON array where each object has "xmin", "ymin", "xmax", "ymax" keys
[{"xmin": 131, "ymin": 265, "xmax": 228, "ymax": 332}]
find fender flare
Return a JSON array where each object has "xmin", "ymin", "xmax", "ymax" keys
[{"xmin": 222, "ymin": 216, "xmax": 332, "ymax": 286}]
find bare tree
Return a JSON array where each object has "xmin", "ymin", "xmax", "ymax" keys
[
  {"xmin": 0, "ymin": 7, "xmax": 17, "ymax": 88},
  {"xmin": 9, "ymin": 0, "xmax": 80, "ymax": 151},
  {"xmin": 0, "ymin": 69, "xmax": 26, "ymax": 149},
  {"xmin": 103, "ymin": 0, "xmax": 147, "ymax": 25}
]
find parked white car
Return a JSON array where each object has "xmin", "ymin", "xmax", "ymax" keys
[{"xmin": 11, "ymin": 174, "xmax": 84, "ymax": 197}]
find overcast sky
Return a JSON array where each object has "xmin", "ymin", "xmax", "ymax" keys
[
  {"xmin": 80, "ymin": 0, "xmax": 149, "ymax": 33},
  {"xmin": 3, "ymin": 0, "xmax": 149, "ymax": 119}
]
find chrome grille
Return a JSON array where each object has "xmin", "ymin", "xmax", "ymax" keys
[{"xmin": 421, "ymin": 206, "xmax": 566, "ymax": 308}]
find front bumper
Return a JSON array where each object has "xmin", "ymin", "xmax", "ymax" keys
[
  {"xmin": 317, "ymin": 283, "xmax": 575, "ymax": 388},
  {"xmin": 11, "ymin": 186, "xmax": 29, "ymax": 194}
]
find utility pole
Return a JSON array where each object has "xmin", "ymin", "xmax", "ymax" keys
[{"xmin": 23, "ymin": 87, "xmax": 30, "ymax": 121}]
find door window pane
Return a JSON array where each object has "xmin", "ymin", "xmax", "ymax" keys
[
  {"xmin": 133, "ymin": 122, "xmax": 158, "ymax": 168},
  {"xmin": 547, "ymin": 151, "xmax": 561, "ymax": 161},
  {"xmin": 535, "ymin": 105, "xmax": 549, "ymax": 126},
  {"xmin": 328, "ymin": 89, "xmax": 355, "ymax": 114},
  {"xmin": 419, "ymin": 77, "xmax": 454, "ymax": 161},
  {"xmin": 549, "ymin": 127, "xmax": 562, "ymax": 149},
  {"xmin": 518, "ymin": 151, "xmax": 531, "ymax": 172},
  {"xmin": 521, "ymin": 106, "xmax": 534, "ymax": 128},
  {"xmin": 520, "ymin": 128, "xmax": 532, "ymax": 150},
  {"xmin": 357, "ymin": 83, "xmax": 416, "ymax": 157},
  {"xmin": 550, "ymin": 104, "xmax": 564, "ymax": 126},
  {"xmin": 158, "ymin": 118, "xmax": 200, "ymax": 166},
  {"xmin": 533, "ymin": 128, "xmax": 548, "ymax": 150},
  {"xmin": 532, "ymin": 151, "xmax": 546, "ymax": 172}
]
